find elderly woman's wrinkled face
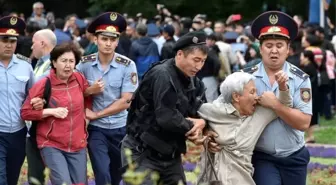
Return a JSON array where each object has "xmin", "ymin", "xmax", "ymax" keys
[
  {"xmin": 235, "ymin": 80, "xmax": 258, "ymax": 116},
  {"xmin": 52, "ymin": 51, "xmax": 76, "ymax": 80}
]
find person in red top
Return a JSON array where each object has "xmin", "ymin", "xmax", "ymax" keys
[{"xmin": 21, "ymin": 43, "xmax": 103, "ymax": 185}]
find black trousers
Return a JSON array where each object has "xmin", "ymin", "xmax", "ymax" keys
[
  {"xmin": 121, "ymin": 135, "xmax": 186, "ymax": 185},
  {"xmin": 26, "ymin": 137, "xmax": 45, "ymax": 185}
]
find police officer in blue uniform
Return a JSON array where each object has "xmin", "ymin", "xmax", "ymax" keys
[
  {"xmin": 0, "ymin": 16, "xmax": 35, "ymax": 185},
  {"xmin": 76, "ymin": 12, "xmax": 138, "ymax": 185},
  {"xmin": 243, "ymin": 11, "xmax": 312, "ymax": 185}
]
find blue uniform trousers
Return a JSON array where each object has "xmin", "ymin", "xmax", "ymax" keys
[
  {"xmin": 252, "ymin": 146, "xmax": 310, "ymax": 185},
  {"xmin": 88, "ymin": 125, "xmax": 126, "ymax": 185},
  {"xmin": 0, "ymin": 127, "xmax": 27, "ymax": 185}
]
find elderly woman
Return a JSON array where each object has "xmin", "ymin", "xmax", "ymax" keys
[
  {"xmin": 197, "ymin": 71, "xmax": 292, "ymax": 185},
  {"xmin": 21, "ymin": 43, "xmax": 102, "ymax": 185}
]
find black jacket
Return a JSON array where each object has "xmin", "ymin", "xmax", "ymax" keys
[
  {"xmin": 160, "ymin": 38, "xmax": 176, "ymax": 60},
  {"xmin": 126, "ymin": 59, "xmax": 206, "ymax": 155}
]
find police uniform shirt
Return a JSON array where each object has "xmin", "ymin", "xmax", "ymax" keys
[
  {"xmin": 0, "ymin": 54, "xmax": 35, "ymax": 133},
  {"xmin": 248, "ymin": 62, "xmax": 312, "ymax": 157},
  {"xmin": 76, "ymin": 52, "xmax": 138, "ymax": 129}
]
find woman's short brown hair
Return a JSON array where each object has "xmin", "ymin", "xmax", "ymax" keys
[{"xmin": 50, "ymin": 42, "xmax": 82, "ymax": 69}]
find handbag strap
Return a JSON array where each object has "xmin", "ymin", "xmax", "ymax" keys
[
  {"xmin": 198, "ymin": 137, "xmax": 220, "ymax": 185},
  {"xmin": 204, "ymin": 138, "xmax": 220, "ymax": 181}
]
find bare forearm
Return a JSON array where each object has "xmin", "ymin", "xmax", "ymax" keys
[
  {"xmin": 273, "ymin": 103, "xmax": 311, "ymax": 131},
  {"xmin": 42, "ymin": 109, "xmax": 54, "ymax": 118},
  {"xmin": 84, "ymin": 87, "xmax": 94, "ymax": 97}
]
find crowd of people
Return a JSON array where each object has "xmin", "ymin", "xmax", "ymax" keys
[{"xmin": 0, "ymin": 1, "xmax": 335, "ymax": 185}]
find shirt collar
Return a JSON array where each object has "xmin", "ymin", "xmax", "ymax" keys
[
  {"xmin": 11, "ymin": 55, "xmax": 19, "ymax": 64},
  {"xmin": 91, "ymin": 52, "xmax": 119, "ymax": 68},
  {"xmin": 254, "ymin": 61, "xmax": 294, "ymax": 79},
  {"xmin": 226, "ymin": 103, "xmax": 247, "ymax": 118},
  {"xmin": 170, "ymin": 60, "xmax": 192, "ymax": 87},
  {"xmin": 226, "ymin": 103, "xmax": 237, "ymax": 114},
  {"xmin": 40, "ymin": 55, "xmax": 50, "ymax": 62},
  {"xmin": 111, "ymin": 53, "xmax": 119, "ymax": 68}
]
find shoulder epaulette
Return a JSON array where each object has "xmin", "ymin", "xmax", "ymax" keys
[
  {"xmin": 289, "ymin": 64, "xmax": 309, "ymax": 80},
  {"xmin": 240, "ymin": 65, "xmax": 258, "ymax": 74},
  {"xmin": 16, "ymin": 54, "xmax": 31, "ymax": 63},
  {"xmin": 81, "ymin": 53, "xmax": 97, "ymax": 63},
  {"xmin": 115, "ymin": 56, "xmax": 130, "ymax": 66}
]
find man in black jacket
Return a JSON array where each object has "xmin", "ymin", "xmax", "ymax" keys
[
  {"xmin": 197, "ymin": 33, "xmax": 221, "ymax": 102},
  {"xmin": 160, "ymin": 24, "xmax": 176, "ymax": 60},
  {"xmin": 121, "ymin": 31, "xmax": 208, "ymax": 185}
]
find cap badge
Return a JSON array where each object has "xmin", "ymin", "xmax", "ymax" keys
[
  {"xmin": 106, "ymin": 26, "xmax": 117, "ymax": 32},
  {"xmin": 110, "ymin": 13, "xmax": 117, "ymax": 21},
  {"xmin": 267, "ymin": 26, "xmax": 281, "ymax": 33},
  {"xmin": 10, "ymin": 17, "xmax": 17, "ymax": 25},
  {"xmin": 192, "ymin": 36, "xmax": 198, "ymax": 44},
  {"xmin": 269, "ymin": 14, "xmax": 278, "ymax": 25},
  {"xmin": 6, "ymin": 29, "xmax": 16, "ymax": 34}
]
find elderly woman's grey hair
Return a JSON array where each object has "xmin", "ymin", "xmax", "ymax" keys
[{"xmin": 220, "ymin": 72, "xmax": 256, "ymax": 103}]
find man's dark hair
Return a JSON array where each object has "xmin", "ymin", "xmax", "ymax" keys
[
  {"xmin": 54, "ymin": 18, "xmax": 65, "ymax": 30},
  {"xmin": 50, "ymin": 42, "xmax": 82, "ymax": 69},
  {"xmin": 305, "ymin": 34, "xmax": 321, "ymax": 46},
  {"xmin": 181, "ymin": 45, "xmax": 209, "ymax": 56},
  {"xmin": 207, "ymin": 33, "xmax": 225, "ymax": 42},
  {"xmin": 206, "ymin": 33, "xmax": 217, "ymax": 41},
  {"xmin": 302, "ymin": 50, "xmax": 316, "ymax": 65},
  {"xmin": 26, "ymin": 21, "xmax": 41, "ymax": 35},
  {"xmin": 136, "ymin": 23, "xmax": 147, "ymax": 36}
]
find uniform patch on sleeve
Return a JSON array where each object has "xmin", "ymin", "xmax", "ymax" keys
[
  {"xmin": 300, "ymin": 88, "xmax": 311, "ymax": 103},
  {"xmin": 131, "ymin": 72, "xmax": 137, "ymax": 85}
]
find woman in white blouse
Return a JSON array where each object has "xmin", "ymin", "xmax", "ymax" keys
[{"xmin": 197, "ymin": 71, "xmax": 292, "ymax": 185}]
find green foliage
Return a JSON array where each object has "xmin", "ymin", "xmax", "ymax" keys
[
  {"xmin": 86, "ymin": 0, "xmax": 264, "ymax": 20},
  {"xmin": 87, "ymin": 0, "xmax": 158, "ymax": 18},
  {"xmin": 85, "ymin": 0, "xmax": 322, "ymax": 22}
]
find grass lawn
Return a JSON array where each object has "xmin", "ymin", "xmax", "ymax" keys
[
  {"xmin": 308, "ymin": 117, "xmax": 336, "ymax": 145},
  {"xmin": 310, "ymin": 157, "xmax": 336, "ymax": 165}
]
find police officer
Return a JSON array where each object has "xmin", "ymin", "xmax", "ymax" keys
[
  {"xmin": 76, "ymin": 12, "xmax": 138, "ymax": 185},
  {"xmin": 121, "ymin": 31, "xmax": 208, "ymax": 185},
  {"xmin": 207, "ymin": 11, "xmax": 312, "ymax": 185},
  {"xmin": 249, "ymin": 11, "xmax": 312, "ymax": 185},
  {"xmin": 0, "ymin": 16, "xmax": 35, "ymax": 185}
]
